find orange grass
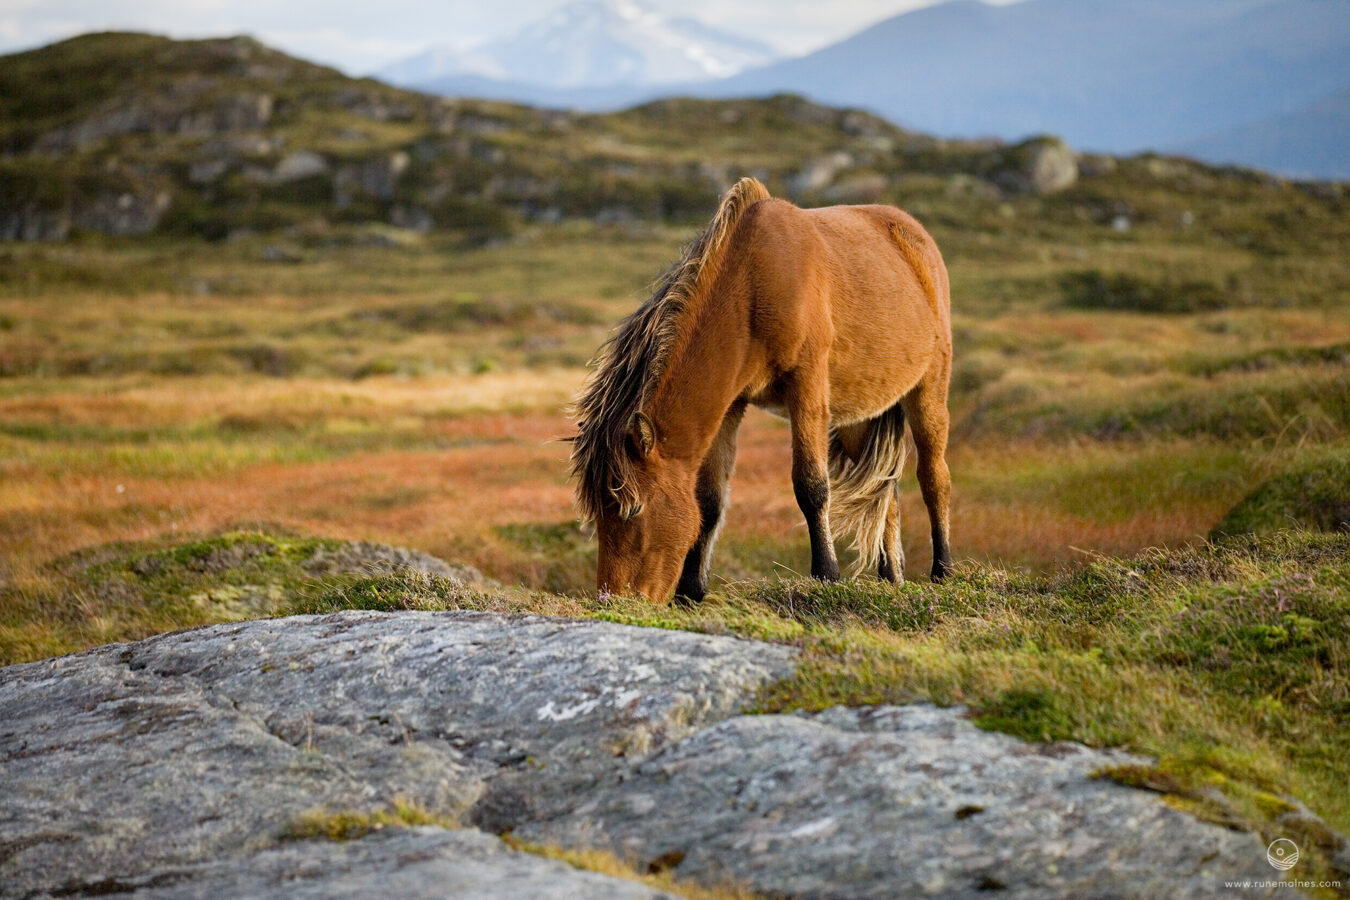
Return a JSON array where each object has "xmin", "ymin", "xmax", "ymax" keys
[{"xmin": 0, "ymin": 379, "xmax": 1265, "ymax": 591}]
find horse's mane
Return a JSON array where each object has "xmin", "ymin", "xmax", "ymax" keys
[{"xmin": 570, "ymin": 176, "xmax": 772, "ymax": 523}]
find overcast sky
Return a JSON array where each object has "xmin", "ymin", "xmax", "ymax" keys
[{"xmin": 0, "ymin": 0, "xmax": 1020, "ymax": 74}]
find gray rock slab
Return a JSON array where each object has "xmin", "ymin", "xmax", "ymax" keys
[
  {"xmin": 524, "ymin": 704, "xmax": 1280, "ymax": 899},
  {"xmin": 0, "ymin": 610, "xmax": 794, "ymax": 897},
  {"xmin": 76, "ymin": 828, "xmax": 674, "ymax": 900},
  {"xmin": 0, "ymin": 610, "xmax": 1291, "ymax": 899}
]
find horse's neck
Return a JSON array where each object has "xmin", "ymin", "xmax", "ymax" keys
[{"xmin": 646, "ymin": 284, "xmax": 748, "ymax": 462}]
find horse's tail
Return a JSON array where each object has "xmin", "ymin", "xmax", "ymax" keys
[{"xmin": 828, "ymin": 403, "xmax": 908, "ymax": 576}]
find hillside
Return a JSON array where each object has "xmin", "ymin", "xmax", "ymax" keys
[
  {"xmin": 0, "ymin": 32, "xmax": 912, "ymax": 241},
  {"xmin": 3, "ymin": 31, "xmax": 1347, "ymax": 247}
]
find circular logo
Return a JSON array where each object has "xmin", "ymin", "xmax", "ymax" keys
[{"xmin": 1267, "ymin": 838, "xmax": 1299, "ymax": 871}]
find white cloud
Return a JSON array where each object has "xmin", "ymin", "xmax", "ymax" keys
[{"xmin": 256, "ymin": 27, "xmax": 427, "ymax": 74}]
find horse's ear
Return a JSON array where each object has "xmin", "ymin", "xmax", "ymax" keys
[{"xmin": 627, "ymin": 411, "xmax": 656, "ymax": 459}]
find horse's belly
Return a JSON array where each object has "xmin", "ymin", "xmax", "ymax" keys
[
  {"xmin": 748, "ymin": 388, "xmax": 900, "ymax": 427},
  {"xmin": 744, "ymin": 339, "xmax": 931, "ymax": 426}
]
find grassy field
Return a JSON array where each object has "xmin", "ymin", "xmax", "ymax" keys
[
  {"xmin": 1, "ymin": 209, "xmax": 1345, "ymax": 593},
  {"xmin": 2, "ymin": 171, "xmax": 1348, "ymax": 889}
]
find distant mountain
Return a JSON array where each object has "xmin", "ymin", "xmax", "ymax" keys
[
  {"xmin": 702, "ymin": 0, "xmax": 1350, "ymax": 160},
  {"xmin": 378, "ymin": 0, "xmax": 778, "ymax": 91},
  {"xmin": 1172, "ymin": 86, "xmax": 1350, "ymax": 181},
  {"xmin": 390, "ymin": 0, "xmax": 1350, "ymax": 180}
]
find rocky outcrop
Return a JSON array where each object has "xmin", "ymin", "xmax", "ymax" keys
[
  {"xmin": 271, "ymin": 151, "xmax": 330, "ymax": 183},
  {"xmin": 785, "ymin": 152, "xmax": 854, "ymax": 197},
  {"xmin": 33, "ymin": 92, "xmax": 274, "ymax": 153},
  {"xmin": 71, "ymin": 189, "xmax": 173, "ymax": 236},
  {"xmin": 0, "ymin": 203, "xmax": 71, "ymax": 242},
  {"xmin": 0, "ymin": 610, "xmax": 1285, "ymax": 898},
  {"xmin": 299, "ymin": 539, "xmax": 483, "ymax": 583},
  {"xmin": 0, "ymin": 171, "xmax": 172, "ymax": 239}
]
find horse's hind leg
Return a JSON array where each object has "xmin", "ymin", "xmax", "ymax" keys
[
  {"xmin": 878, "ymin": 488, "xmax": 903, "ymax": 583},
  {"xmin": 788, "ymin": 365, "xmax": 841, "ymax": 582},
  {"xmin": 901, "ymin": 364, "xmax": 953, "ymax": 581},
  {"xmin": 675, "ymin": 399, "xmax": 747, "ymax": 604}
]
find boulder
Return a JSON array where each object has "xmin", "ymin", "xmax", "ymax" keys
[
  {"xmin": 300, "ymin": 539, "xmax": 482, "ymax": 583},
  {"xmin": 72, "ymin": 190, "xmax": 172, "ymax": 236},
  {"xmin": 273, "ymin": 151, "xmax": 330, "ymax": 183},
  {"xmin": 785, "ymin": 152, "xmax": 854, "ymax": 197},
  {"xmin": 995, "ymin": 136, "xmax": 1079, "ymax": 195},
  {"xmin": 334, "ymin": 152, "xmax": 410, "ymax": 206},
  {"xmin": 823, "ymin": 172, "xmax": 888, "ymax": 204}
]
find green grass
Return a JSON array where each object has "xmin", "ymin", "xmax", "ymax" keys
[
  {"xmin": 0, "ymin": 530, "xmax": 344, "ymax": 663},
  {"xmin": 1060, "ymin": 269, "xmax": 1232, "ymax": 313},
  {"xmin": 1213, "ymin": 446, "xmax": 1350, "ymax": 538},
  {"xmin": 743, "ymin": 533, "xmax": 1350, "ymax": 882}
]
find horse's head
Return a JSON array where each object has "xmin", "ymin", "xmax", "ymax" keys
[{"xmin": 593, "ymin": 411, "xmax": 700, "ymax": 602}]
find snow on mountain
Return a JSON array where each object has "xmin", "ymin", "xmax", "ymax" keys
[{"xmin": 377, "ymin": 0, "xmax": 779, "ymax": 90}]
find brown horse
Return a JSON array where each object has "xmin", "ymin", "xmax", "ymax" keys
[{"xmin": 570, "ymin": 177, "xmax": 953, "ymax": 603}]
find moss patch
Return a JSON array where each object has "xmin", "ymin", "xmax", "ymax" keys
[
  {"xmin": 285, "ymin": 799, "xmax": 457, "ymax": 842},
  {"xmin": 501, "ymin": 834, "xmax": 756, "ymax": 900}
]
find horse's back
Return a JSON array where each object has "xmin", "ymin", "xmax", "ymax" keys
[{"xmin": 739, "ymin": 199, "xmax": 946, "ymax": 316}]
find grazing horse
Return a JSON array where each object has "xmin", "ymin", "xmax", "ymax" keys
[{"xmin": 570, "ymin": 177, "xmax": 953, "ymax": 603}]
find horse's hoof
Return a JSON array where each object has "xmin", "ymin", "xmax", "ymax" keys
[{"xmin": 673, "ymin": 585, "xmax": 705, "ymax": 607}]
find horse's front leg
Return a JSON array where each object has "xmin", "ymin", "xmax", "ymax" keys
[
  {"xmin": 788, "ymin": 370, "xmax": 840, "ymax": 582},
  {"xmin": 675, "ymin": 399, "xmax": 747, "ymax": 605}
]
